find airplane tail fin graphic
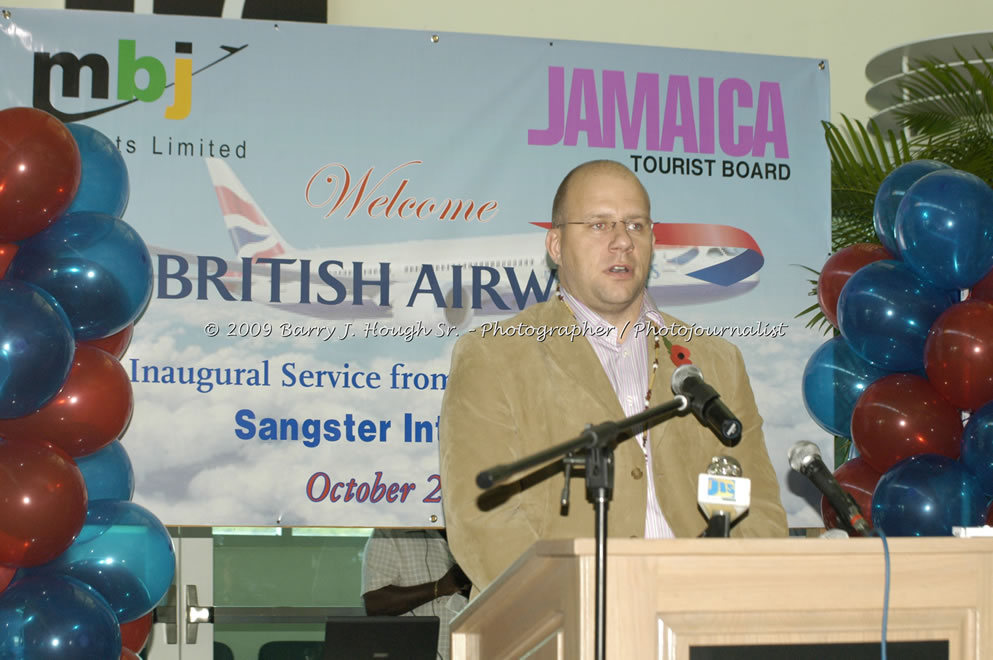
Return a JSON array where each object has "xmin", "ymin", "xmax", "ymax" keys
[{"xmin": 205, "ymin": 158, "xmax": 292, "ymax": 260}]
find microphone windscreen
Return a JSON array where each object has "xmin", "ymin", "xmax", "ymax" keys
[
  {"xmin": 705, "ymin": 455, "xmax": 742, "ymax": 477},
  {"xmin": 788, "ymin": 440, "xmax": 821, "ymax": 472},
  {"xmin": 671, "ymin": 364, "xmax": 703, "ymax": 394}
]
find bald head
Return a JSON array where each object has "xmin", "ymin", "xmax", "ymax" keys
[
  {"xmin": 545, "ymin": 159, "xmax": 654, "ymax": 329},
  {"xmin": 551, "ymin": 160, "xmax": 650, "ymax": 226}
]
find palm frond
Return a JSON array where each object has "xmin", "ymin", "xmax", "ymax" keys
[
  {"xmin": 796, "ymin": 302, "xmax": 833, "ymax": 333},
  {"xmin": 898, "ymin": 50, "xmax": 993, "ymax": 142},
  {"xmin": 793, "ymin": 264, "xmax": 834, "ymax": 334},
  {"xmin": 822, "ymin": 117, "xmax": 911, "ymax": 250},
  {"xmin": 894, "ymin": 45, "xmax": 993, "ymax": 183}
]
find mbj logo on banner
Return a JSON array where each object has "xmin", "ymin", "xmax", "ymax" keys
[{"xmin": 32, "ymin": 39, "xmax": 246, "ymax": 121}]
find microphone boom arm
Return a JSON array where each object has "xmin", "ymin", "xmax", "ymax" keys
[{"xmin": 476, "ymin": 395, "xmax": 689, "ymax": 489}]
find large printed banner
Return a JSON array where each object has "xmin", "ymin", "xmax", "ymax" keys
[{"xmin": 0, "ymin": 8, "xmax": 832, "ymax": 527}]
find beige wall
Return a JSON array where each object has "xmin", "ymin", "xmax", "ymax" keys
[{"xmin": 4, "ymin": 0, "xmax": 993, "ymax": 124}]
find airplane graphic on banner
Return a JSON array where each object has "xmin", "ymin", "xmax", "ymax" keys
[{"xmin": 148, "ymin": 159, "xmax": 763, "ymax": 328}]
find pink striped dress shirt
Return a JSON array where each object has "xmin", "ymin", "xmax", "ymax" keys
[{"xmin": 560, "ymin": 289, "xmax": 675, "ymax": 539}]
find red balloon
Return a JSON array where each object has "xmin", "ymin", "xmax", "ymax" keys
[
  {"xmin": 121, "ymin": 648, "xmax": 141, "ymax": 660},
  {"xmin": 0, "ymin": 564, "xmax": 14, "ymax": 593},
  {"xmin": 0, "ymin": 344, "xmax": 133, "ymax": 458},
  {"xmin": 0, "ymin": 436, "xmax": 87, "ymax": 567},
  {"xmin": 986, "ymin": 498, "xmax": 993, "ymax": 526},
  {"xmin": 925, "ymin": 300, "xmax": 993, "ymax": 411},
  {"xmin": 121, "ymin": 611, "xmax": 153, "ymax": 653},
  {"xmin": 0, "ymin": 107, "xmax": 81, "ymax": 241},
  {"xmin": 0, "ymin": 243, "xmax": 18, "ymax": 278},
  {"xmin": 821, "ymin": 456, "xmax": 882, "ymax": 532},
  {"xmin": 81, "ymin": 323, "xmax": 134, "ymax": 359},
  {"xmin": 817, "ymin": 243, "xmax": 893, "ymax": 327},
  {"xmin": 851, "ymin": 373, "xmax": 963, "ymax": 473}
]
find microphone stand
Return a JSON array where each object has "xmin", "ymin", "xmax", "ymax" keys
[
  {"xmin": 701, "ymin": 512, "xmax": 731, "ymax": 538},
  {"xmin": 476, "ymin": 395, "xmax": 688, "ymax": 660}
]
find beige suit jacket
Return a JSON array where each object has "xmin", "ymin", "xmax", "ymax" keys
[{"xmin": 439, "ymin": 298, "xmax": 787, "ymax": 592}]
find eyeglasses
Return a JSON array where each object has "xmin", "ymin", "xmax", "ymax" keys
[{"xmin": 555, "ymin": 220, "xmax": 654, "ymax": 237}]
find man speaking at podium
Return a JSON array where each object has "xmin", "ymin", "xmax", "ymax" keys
[{"xmin": 439, "ymin": 160, "xmax": 787, "ymax": 593}]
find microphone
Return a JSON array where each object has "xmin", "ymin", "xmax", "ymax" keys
[
  {"xmin": 697, "ymin": 456, "xmax": 751, "ymax": 537},
  {"xmin": 671, "ymin": 365, "xmax": 742, "ymax": 447},
  {"xmin": 788, "ymin": 440, "xmax": 871, "ymax": 536}
]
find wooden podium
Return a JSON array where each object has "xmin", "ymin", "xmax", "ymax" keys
[{"xmin": 450, "ymin": 537, "xmax": 993, "ymax": 660}]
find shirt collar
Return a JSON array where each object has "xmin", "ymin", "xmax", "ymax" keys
[{"xmin": 559, "ymin": 287, "xmax": 663, "ymax": 347}]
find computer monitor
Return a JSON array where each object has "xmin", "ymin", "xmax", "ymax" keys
[{"xmin": 322, "ymin": 615, "xmax": 440, "ymax": 660}]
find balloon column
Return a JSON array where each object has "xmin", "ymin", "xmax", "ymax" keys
[
  {"xmin": 803, "ymin": 160, "xmax": 993, "ymax": 536},
  {"xmin": 0, "ymin": 108, "xmax": 172, "ymax": 660}
]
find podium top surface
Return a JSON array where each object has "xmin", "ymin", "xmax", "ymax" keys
[{"xmin": 528, "ymin": 536, "xmax": 993, "ymax": 559}]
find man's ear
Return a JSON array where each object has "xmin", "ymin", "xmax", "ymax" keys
[{"xmin": 545, "ymin": 227, "xmax": 562, "ymax": 266}]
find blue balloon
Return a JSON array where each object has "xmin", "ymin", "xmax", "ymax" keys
[
  {"xmin": 873, "ymin": 454, "xmax": 987, "ymax": 536},
  {"xmin": 74, "ymin": 440, "xmax": 135, "ymax": 502},
  {"xmin": 960, "ymin": 402, "xmax": 993, "ymax": 497},
  {"xmin": 0, "ymin": 575, "xmax": 121, "ymax": 660},
  {"xmin": 66, "ymin": 124, "xmax": 129, "ymax": 218},
  {"xmin": 0, "ymin": 281, "xmax": 75, "ymax": 418},
  {"xmin": 896, "ymin": 169, "xmax": 993, "ymax": 289},
  {"xmin": 8, "ymin": 212, "xmax": 153, "ymax": 340},
  {"xmin": 802, "ymin": 335, "xmax": 892, "ymax": 438},
  {"xmin": 837, "ymin": 260, "xmax": 958, "ymax": 371},
  {"xmin": 22, "ymin": 500, "xmax": 175, "ymax": 622},
  {"xmin": 873, "ymin": 159, "xmax": 951, "ymax": 256}
]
